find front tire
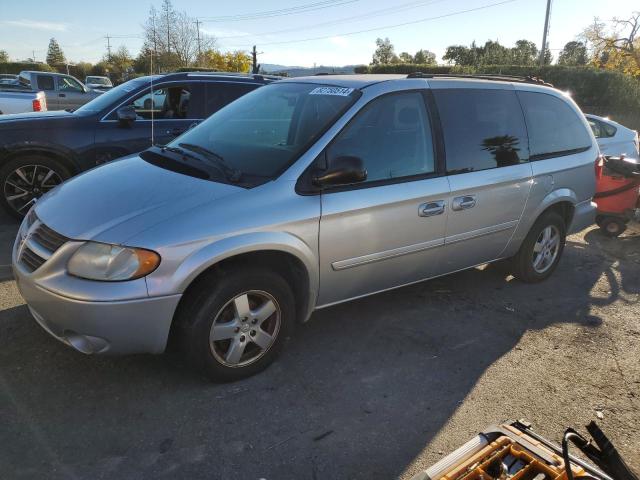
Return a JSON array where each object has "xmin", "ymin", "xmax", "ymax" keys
[
  {"xmin": 510, "ymin": 211, "xmax": 566, "ymax": 283},
  {"xmin": 177, "ymin": 268, "xmax": 295, "ymax": 382},
  {"xmin": 599, "ymin": 216, "xmax": 626, "ymax": 237},
  {"xmin": 0, "ymin": 155, "xmax": 70, "ymax": 219}
]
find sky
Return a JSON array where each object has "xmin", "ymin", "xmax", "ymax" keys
[{"xmin": 0, "ymin": 0, "xmax": 637, "ymax": 67}]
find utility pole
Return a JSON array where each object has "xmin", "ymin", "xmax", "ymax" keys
[
  {"xmin": 105, "ymin": 35, "xmax": 112, "ymax": 62},
  {"xmin": 251, "ymin": 45, "xmax": 261, "ymax": 74},
  {"xmin": 32, "ymin": 50, "xmax": 36, "ymax": 62},
  {"xmin": 539, "ymin": 0, "xmax": 552, "ymax": 66},
  {"xmin": 166, "ymin": 7, "xmax": 171, "ymax": 54},
  {"xmin": 195, "ymin": 19, "xmax": 202, "ymax": 63}
]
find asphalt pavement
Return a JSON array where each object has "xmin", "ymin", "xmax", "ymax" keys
[{"xmin": 1, "ymin": 210, "xmax": 638, "ymax": 479}]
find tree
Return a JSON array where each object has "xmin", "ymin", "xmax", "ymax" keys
[
  {"xmin": 583, "ymin": 12, "xmax": 640, "ymax": 75},
  {"xmin": 0, "ymin": 50, "xmax": 8, "ymax": 63},
  {"xmin": 511, "ymin": 40, "xmax": 538, "ymax": 65},
  {"xmin": 413, "ymin": 49, "xmax": 436, "ymax": 64},
  {"xmin": 225, "ymin": 51, "xmax": 252, "ymax": 72},
  {"xmin": 371, "ymin": 37, "xmax": 398, "ymax": 65},
  {"xmin": 46, "ymin": 38, "xmax": 65, "ymax": 66},
  {"xmin": 398, "ymin": 52, "xmax": 413, "ymax": 63},
  {"xmin": 558, "ymin": 41, "xmax": 588, "ymax": 65},
  {"xmin": 142, "ymin": 0, "xmax": 216, "ymax": 70}
]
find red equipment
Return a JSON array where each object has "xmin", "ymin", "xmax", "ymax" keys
[{"xmin": 594, "ymin": 156, "xmax": 640, "ymax": 237}]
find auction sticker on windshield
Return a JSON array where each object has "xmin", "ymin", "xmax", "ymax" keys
[{"xmin": 309, "ymin": 87, "xmax": 355, "ymax": 96}]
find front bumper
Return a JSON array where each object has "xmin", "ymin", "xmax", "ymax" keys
[
  {"xmin": 568, "ymin": 199, "xmax": 597, "ymax": 234},
  {"xmin": 14, "ymin": 262, "xmax": 181, "ymax": 355}
]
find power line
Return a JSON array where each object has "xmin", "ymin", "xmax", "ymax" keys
[
  {"xmin": 224, "ymin": 0, "xmax": 521, "ymax": 48},
  {"xmin": 217, "ymin": 0, "xmax": 448, "ymax": 40},
  {"xmin": 199, "ymin": 0, "xmax": 358, "ymax": 22}
]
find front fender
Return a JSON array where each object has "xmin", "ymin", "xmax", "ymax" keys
[{"xmin": 148, "ymin": 231, "xmax": 319, "ymax": 321}]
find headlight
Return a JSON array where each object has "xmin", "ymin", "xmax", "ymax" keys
[{"xmin": 67, "ymin": 242, "xmax": 160, "ymax": 281}]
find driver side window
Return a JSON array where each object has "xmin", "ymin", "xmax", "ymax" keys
[
  {"xmin": 58, "ymin": 76, "xmax": 83, "ymax": 92},
  {"xmin": 327, "ymin": 91, "xmax": 435, "ymax": 183},
  {"xmin": 125, "ymin": 85, "xmax": 192, "ymax": 120}
]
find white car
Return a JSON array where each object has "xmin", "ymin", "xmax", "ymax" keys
[{"xmin": 586, "ymin": 114, "xmax": 639, "ymax": 160}]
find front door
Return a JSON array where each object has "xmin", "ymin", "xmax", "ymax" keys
[
  {"xmin": 318, "ymin": 90, "xmax": 449, "ymax": 306},
  {"xmin": 431, "ymin": 87, "xmax": 533, "ymax": 273},
  {"xmin": 93, "ymin": 83, "xmax": 205, "ymax": 164},
  {"xmin": 56, "ymin": 75, "xmax": 88, "ymax": 110}
]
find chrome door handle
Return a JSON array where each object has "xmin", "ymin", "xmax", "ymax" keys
[
  {"xmin": 452, "ymin": 195, "xmax": 477, "ymax": 211},
  {"xmin": 418, "ymin": 200, "xmax": 445, "ymax": 217}
]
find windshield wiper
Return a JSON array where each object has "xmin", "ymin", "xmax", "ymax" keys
[
  {"xmin": 178, "ymin": 143, "xmax": 242, "ymax": 183},
  {"xmin": 160, "ymin": 145, "xmax": 240, "ymax": 183}
]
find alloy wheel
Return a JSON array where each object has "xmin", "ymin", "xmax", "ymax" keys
[
  {"xmin": 3, "ymin": 164, "xmax": 63, "ymax": 215},
  {"xmin": 532, "ymin": 225, "xmax": 560, "ymax": 274},
  {"xmin": 209, "ymin": 290, "xmax": 281, "ymax": 367}
]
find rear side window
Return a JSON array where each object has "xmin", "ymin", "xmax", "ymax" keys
[
  {"xmin": 205, "ymin": 83, "xmax": 259, "ymax": 116},
  {"xmin": 433, "ymin": 89, "xmax": 529, "ymax": 174},
  {"xmin": 518, "ymin": 91, "xmax": 592, "ymax": 159},
  {"xmin": 37, "ymin": 75, "xmax": 55, "ymax": 91}
]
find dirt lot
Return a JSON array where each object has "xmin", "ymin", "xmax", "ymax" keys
[{"xmin": 0, "ymin": 209, "xmax": 638, "ymax": 480}]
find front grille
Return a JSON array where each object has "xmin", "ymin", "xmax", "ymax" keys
[
  {"xmin": 31, "ymin": 223, "xmax": 68, "ymax": 252},
  {"xmin": 19, "ymin": 220, "xmax": 69, "ymax": 273},
  {"xmin": 20, "ymin": 247, "xmax": 46, "ymax": 271}
]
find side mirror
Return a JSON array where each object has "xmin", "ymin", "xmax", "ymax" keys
[
  {"xmin": 116, "ymin": 106, "xmax": 137, "ymax": 127},
  {"xmin": 313, "ymin": 155, "xmax": 367, "ymax": 187}
]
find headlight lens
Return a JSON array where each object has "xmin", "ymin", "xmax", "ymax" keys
[{"xmin": 67, "ymin": 242, "xmax": 160, "ymax": 281}]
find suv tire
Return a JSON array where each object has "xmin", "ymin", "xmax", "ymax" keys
[
  {"xmin": 510, "ymin": 211, "xmax": 566, "ymax": 283},
  {"xmin": 177, "ymin": 268, "xmax": 295, "ymax": 382},
  {"xmin": 0, "ymin": 155, "xmax": 71, "ymax": 219}
]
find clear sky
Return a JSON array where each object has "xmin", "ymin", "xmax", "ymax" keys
[{"xmin": 0, "ymin": 0, "xmax": 637, "ymax": 67}]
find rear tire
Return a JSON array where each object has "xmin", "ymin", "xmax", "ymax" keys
[
  {"xmin": 176, "ymin": 268, "xmax": 295, "ymax": 382},
  {"xmin": 510, "ymin": 211, "xmax": 566, "ymax": 283},
  {"xmin": 0, "ymin": 155, "xmax": 71, "ymax": 219},
  {"xmin": 599, "ymin": 217, "xmax": 627, "ymax": 237}
]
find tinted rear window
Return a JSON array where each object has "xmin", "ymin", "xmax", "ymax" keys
[
  {"xmin": 37, "ymin": 75, "xmax": 55, "ymax": 91},
  {"xmin": 205, "ymin": 83, "xmax": 259, "ymax": 115},
  {"xmin": 517, "ymin": 91, "xmax": 592, "ymax": 159},
  {"xmin": 433, "ymin": 88, "xmax": 529, "ymax": 173}
]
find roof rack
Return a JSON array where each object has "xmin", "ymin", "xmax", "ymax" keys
[{"xmin": 406, "ymin": 72, "xmax": 553, "ymax": 87}]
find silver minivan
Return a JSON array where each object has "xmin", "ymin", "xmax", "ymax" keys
[{"xmin": 13, "ymin": 74, "xmax": 598, "ymax": 381}]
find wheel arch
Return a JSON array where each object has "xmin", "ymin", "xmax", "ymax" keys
[
  {"xmin": 168, "ymin": 232, "xmax": 318, "ymax": 326},
  {"xmin": 1, "ymin": 146, "xmax": 80, "ymax": 175}
]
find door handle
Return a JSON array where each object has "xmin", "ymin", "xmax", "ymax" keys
[
  {"xmin": 418, "ymin": 200, "xmax": 445, "ymax": 217},
  {"xmin": 59, "ymin": 93, "xmax": 66, "ymax": 97},
  {"xmin": 452, "ymin": 195, "xmax": 477, "ymax": 211},
  {"xmin": 166, "ymin": 128, "xmax": 185, "ymax": 136}
]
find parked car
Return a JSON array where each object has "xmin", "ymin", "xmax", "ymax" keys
[
  {"xmin": 0, "ymin": 74, "xmax": 18, "ymax": 84},
  {"xmin": 16, "ymin": 71, "xmax": 101, "ymax": 110},
  {"xmin": 585, "ymin": 113, "xmax": 639, "ymax": 160},
  {"xmin": 12, "ymin": 74, "xmax": 598, "ymax": 381},
  {"xmin": 0, "ymin": 72, "xmax": 276, "ymax": 217},
  {"xmin": 0, "ymin": 87, "xmax": 47, "ymax": 114},
  {"xmin": 85, "ymin": 75, "xmax": 113, "ymax": 91}
]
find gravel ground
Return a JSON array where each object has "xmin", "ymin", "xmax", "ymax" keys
[{"xmin": 0, "ymin": 209, "xmax": 638, "ymax": 480}]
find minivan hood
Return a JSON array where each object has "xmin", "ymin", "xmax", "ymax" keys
[{"xmin": 35, "ymin": 155, "xmax": 243, "ymax": 244}]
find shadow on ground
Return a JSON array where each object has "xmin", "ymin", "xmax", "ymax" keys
[{"xmin": 0, "ymin": 226, "xmax": 637, "ymax": 479}]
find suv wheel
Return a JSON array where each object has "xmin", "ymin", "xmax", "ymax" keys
[
  {"xmin": 0, "ymin": 155, "xmax": 70, "ymax": 219},
  {"xmin": 510, "ymin": 211, "xmax": 566, "ymax": 283},
  {"xmin": 178, "ymin": 268, "xmax": 295, "ymax": 382}
]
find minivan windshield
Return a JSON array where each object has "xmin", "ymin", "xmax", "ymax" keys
[
  {"xmin": 164, "ymin": 82, "xmax": 360, "ymax": 183},
  {"xmin": 75, "ymin": 77, "xmax": 150, "ymax": 113}
]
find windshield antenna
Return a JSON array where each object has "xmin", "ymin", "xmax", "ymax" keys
[{"xmin": 150, "ymin": 49, "xmax": 155, "ymax": 146}]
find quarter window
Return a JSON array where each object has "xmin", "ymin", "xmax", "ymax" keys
[
  {"xmin": 37, "ymin": 75, "xmax": 55, "ymax": 91},
  {"xmin": 327, "ymin": 91, "xmax": 435, "ymax": 183},
  {"xmin": 433, "ymin": 89, "xmax": 529, "ymax": 174},
  {"xmin": 518, "ymin": 91, "xmax": 592, "ymax": 159}
]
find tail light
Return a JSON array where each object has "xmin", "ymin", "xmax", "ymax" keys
[
  {"xmin": 32, "ymin": 98, "xmax": 42, "ymax": 112},
  {"xmin": 595, "ymin": 155, "xmax": 604, "ymax": 180}
]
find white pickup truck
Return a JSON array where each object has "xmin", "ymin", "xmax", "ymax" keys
[{"xmin": 0, "ymin": 84, "xmax": 47, "ymax": 114}]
